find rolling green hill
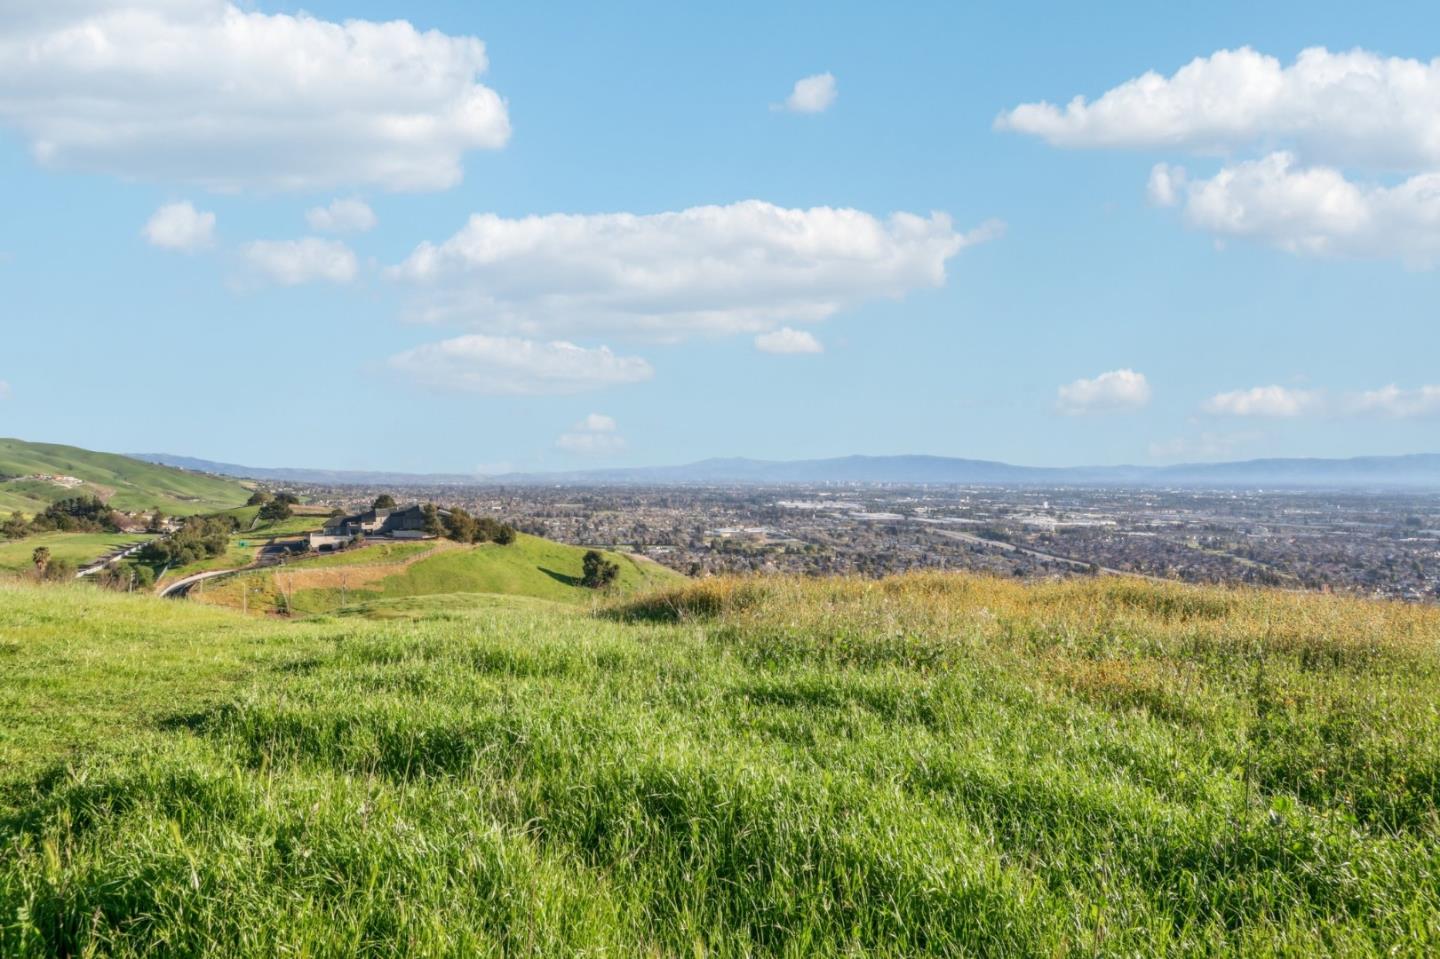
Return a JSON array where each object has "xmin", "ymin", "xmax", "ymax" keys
[
  {"xmin": 0, "ymin": 438, "xmax": 251, "ymax": 516},
  {"xmin": 194, "ymin": 533, "xmax": 684, "ymax": 615},
  {"xmin": 2, "ymin": 573, "xmax": 1438, "ymax": 956},
  {"xmin": 0, "ymin": 530, "xmax": 154, "ymax": 573}
]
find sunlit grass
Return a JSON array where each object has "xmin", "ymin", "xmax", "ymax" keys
[{"xmin": 2, "ymin": 573, "xmax": 1438, "ymax": 956}]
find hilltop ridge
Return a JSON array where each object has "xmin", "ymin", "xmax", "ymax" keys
[{"xmin": 0, "ymin": 438, "xmax": 251, "ymax": 515}]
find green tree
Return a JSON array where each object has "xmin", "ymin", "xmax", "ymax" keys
[
  {"xmin": 258, "ymin": 499, "xmax": 293, "ymax": 523},
  {"xmin": 274, "ymin": 492, "xmax": 301, "ymax": 506},
  {"xmin": 580, "ymin": 550, "xmax": 619, "ymax": 589},
  {"xmin": 494, "ymin": 524, "xmax": 517, "ymax": 546},
  {"xmin": 443, "ymin": 506, "xmax": 478, "ymax": 543},
  {"xmin": 373, "ymin": 494, "xmax": 397, "ymax": 510},
  {"xmin": 422, "ymin": 504, "xmax": 443, "ymax": 537},
  {"xmin": 32, "ymin": 546, "xmax": 51, "ymax": 576},
  {"xmin": 148, "ymin": 511, "xmax": 167, "ymax": 533},
  {"xmin": 2, "ymin": 511, "xmax": 27, "ymax": 539},
  {"xmin": 246, "ymin": 491, "xmax": 272, "ymax": 506},
  {"xmin": 42, "ymin": 558, "xmax": 75, "ymax": 582}
]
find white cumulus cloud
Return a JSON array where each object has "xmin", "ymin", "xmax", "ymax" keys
[
  {"xmin": 1157, "ymin": 154, "xmax": 1440, "ymax": 265},
  {"xmin": 755, "ymin": 327, "xmax": 823, "ymax": 354},
  {"xmin": 0, "ymin": 1, "xmax": 510, "ymax": 192},
  {"xmin": 1345, "ymin": 384, "xmax": 1440, "ymax": 418},
  {"xmin": 1056, "ymin": 369, "xmax": 1151, "ymax": 415},
  {"xmin": 1202, "ymin": 385, "xmax": 1322, "ymax": 417},
  {"xmin": 388, "ymin": 335, "xmax": 653, "ymax": 396},
  {"xmin": 306, "ymin": 199, "xmax": 377, "ymax": 234},
  {"xmin": 1000, "ymin": 46, "xmax": 1440, "ymax": 265},
  {"xmin": 242, "ymin": 237, "xmax": 357, "ymax": 286},
  {"xmin": 781, "ymin": 72, "xmax": 837, "ymax": 114},
  {"xmin": 392, "ymin": 200, "xmax": 1000, "ymax": 340},
  {"xmin": 556, "ymin": 413, "xmax": 627, "ymax": 455},
  {"xmin": 998, "ymin": 47, "xmax": 1440, "ymax": 171},
  {"xmin": 142, "ymin": 201, "xmax": 215, "ymax": 252}
]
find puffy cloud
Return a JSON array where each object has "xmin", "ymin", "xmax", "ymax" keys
[
  {"xmin": 306, "ymin": 199, "xmax": 377, "ymax": 234},
  {"xmin": 388, "ymin": 335, "xmax": 653, "ymax": 396},
  {"xmin": 142, "ymin": 200, "xmax": 215, "ymax": 252},
  {"xmin": 755, "ymin": 327, "xmax": 823, "ymax": 354},
  {"xmin": 1345, "ymin": 384, "xmax": 1440, "ymax": 418},
  {"xmin": 392, "ymin": 201, "xmax": 1000, "ymax": 340},
  {"xmin": 781, "ymin": 72, "xmax": 837, "ymax": 114},
  {"xmin": 1158, "ymin": 154, "xmax": 1440, "ymax": 264},
  {"xmin": 1055, "ymin": 369, "xmax": 1151, "ymax": 415},
  {"xmin": 1001, "ymin": 47, "xmax": 1440, "ymax": 264},
  {"xmin": 998, "ymin": 47, "xmax": 1440, "ymax": 171},
  {"xmin": 242, "ymin": 237, "xmax": 357, "ymax": 286},
  {"xmin": 0, "ymin": 1, "xmax": 509, "ymax": 192},
  {"xmin": 556, "ymin": 413, "xmax": 627, "ymax": 455},
  {"xmin": 1202, "ymin": 385, "xmax": 1322, "ymax": 417}
]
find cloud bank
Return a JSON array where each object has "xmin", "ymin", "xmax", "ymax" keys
[
  {"xmin": 392, "ymin": 200, "xmax": 1000, "ymax": 340},
  {"xmin": 0, "ymin": 0, "xmax": 510, "ymax": 192},
  {"xmin": 1003, "ymin": 47, "xmax": 1440, "ymax": 264}
]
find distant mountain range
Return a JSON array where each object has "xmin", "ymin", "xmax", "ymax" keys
[{"xmin": 132, "ymin": 451, "xmax": 1440, "ymax": 489}]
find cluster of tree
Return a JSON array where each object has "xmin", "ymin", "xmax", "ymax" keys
[
  {"xmin": 440, "ymin": 505, "xmax": 517, "ymax": 546},
  {"xmin": 138, "ymin": 516, "xmax": 238, "ymax": 568},
  {"xmin": 581, "ymin": 550, "xmax": 620, "ymax": 589},
  {"xmin": 94, "ymin": 562, "xmax": 156, "ymax": 592},
  {"xmin": 3, "ymin": 496, "xmax": 123, "ymax": 539},
  {"xmin": 258, "ymin": 491, "xmax": 300, "ymax": 523}
]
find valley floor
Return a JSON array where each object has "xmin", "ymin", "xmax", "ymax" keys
[{"xmin": 1, "ymin": 574, "xmax": 1438, "ymax": 956}]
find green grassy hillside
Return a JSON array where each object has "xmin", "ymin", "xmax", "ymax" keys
[
  {"xmin": 2, "ymin": 573, "xmax": 1438, "ymax": 956},
  {"xmin": 0, "ymin": 438, "xmax": 250, "ymax": 516},
  {"xmin": 0, "ymin": 531, "xmax": 154, "ymax": 573},
  {"xmin": 194, "ymin": 533, "xmax": 683, "ymax": 614}
]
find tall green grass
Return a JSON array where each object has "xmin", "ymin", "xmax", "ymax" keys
[{"xmin": 2, "ymin": 574, "xmax": 1438, "ymax": 956}]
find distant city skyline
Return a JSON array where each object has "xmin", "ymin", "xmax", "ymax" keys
[{"xmin": 1, "ymin": 1, "xmax": 1438, "ymax": 473}]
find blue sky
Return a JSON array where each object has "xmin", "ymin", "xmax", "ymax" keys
[{"xmin": 1, "ymin": 0, "xmax": 1437, "ymax": 473}]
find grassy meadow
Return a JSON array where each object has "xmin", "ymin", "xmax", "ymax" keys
[
  {"xmin": 191, "ymin": 533, "xmax": 683, "ymax": 614},
  {"xmin": 1, "ymin": 572, "xmax": 1438, "ymax": 956},
  {"xmin": 0, "ymin": 531, "xmax": 154, "ymax": 574}
]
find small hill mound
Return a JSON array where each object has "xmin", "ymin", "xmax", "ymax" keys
[
  {"xmin": 194, "ymin": 533, "xmax": 684, "ymax": 615},
  {"xmin": 0, "ymin": 438, "xmax": 250, "ymax": 516}
]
